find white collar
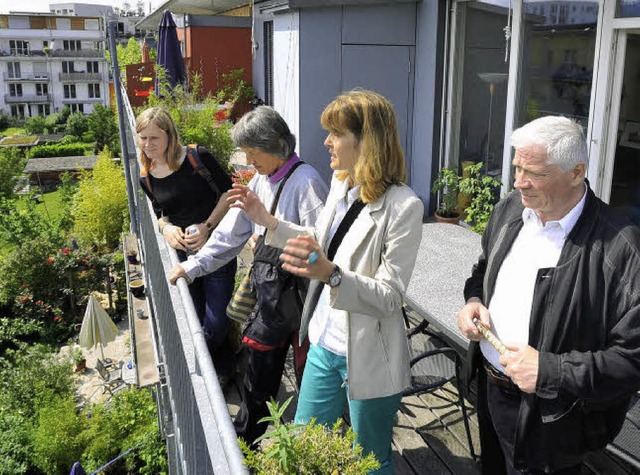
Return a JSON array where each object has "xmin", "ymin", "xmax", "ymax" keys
[{"xmin": 522, "ymin": 183, "xmax": 587, "ymax": 237}]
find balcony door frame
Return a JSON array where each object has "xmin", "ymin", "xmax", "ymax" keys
[{"xmin": 588, "ymin": 2, "xmax": 640, "ymax": 202}]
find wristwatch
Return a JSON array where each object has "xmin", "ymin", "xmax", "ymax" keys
[{"xmin": 328, "ymin": 265, "xmax": 342, "ymax": 288}]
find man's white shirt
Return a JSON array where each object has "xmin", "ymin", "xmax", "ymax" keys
[{"xmin": 481, "ymin": 187, "xmax": 587, "ymax": 372}]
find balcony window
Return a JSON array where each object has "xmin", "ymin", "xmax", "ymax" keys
[
  {"xmin": 89, "ymin": 84, "xmax": 100, "ymax": 98},
  {"xmin": 9, "ymin": 40, "xmax": 29, "ymax": 55},
  {"xmin": 11, "ymin": 105, "xmax": 25, "ymax": 117},
  {"xmin": 87, "ymin": 61, "xmax": 99, "ymax": 73},
  {"xmin": 62, "ymin": 61, "xmax": 76, "ymax": 73},
  {"xmin": 617, "ymin": 0, "xmax": 640, "ymax": 17},
  {"xmin": 70, "ymin": 104, "xmax": 84, "ymax": 113},
  {"xmin": 9, "ymin": 84, "xmax": 22, "ymax": 97},
  {"xmin": 64, "ymin": 84, "xmax": 77, "ymax": 99},
  {"xmin": 447, "ymin": 2, "xmax": 510, "ymax": 183},
  {"xmin": 36, "ymin": 83, "xmax": 48, "ymax": 96},
  {"xmin": 38, "ymin": 104, "xmax": 51, "ymax": 116},
  {"xmin": 63, "ymin": 40, "xmax": 81, "ymax": 51},
  {"xmin": 7, "ymin": 62, "xmax": 21, "ymax": 79},
  {"xmin": 517, "ymin": 1, "xmax": 599, "ymax": 130}
]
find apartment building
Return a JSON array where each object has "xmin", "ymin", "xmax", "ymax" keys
[{"xmin": 0, "ymin": 13, "xmax": 110, "ymax": 118}]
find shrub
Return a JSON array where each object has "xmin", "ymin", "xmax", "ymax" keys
[
  {"xmin": 28, "ymin": 143, "xmax": 85, "ymax": 158},
  {"xmin": 81, "ymin": 387, "xmax": 167, "ymax": 475},
  {"xmin": 240, "ymin": 398, "xmax": 380, "ymax": 474},
  {"xmin": 87, "ymin": 104, "xmax": 118, "ymax": 155},
  {"xmin": 25, "ymin": 115, "xmax": 48, "ymax": 135},
  {"xmin": 146, "ymin": 73, "xmax": 236, "ymax": 170},
  {"xmin": 0, "ymin": 112, "xmax": 10, "ymax": 130},
  {"xmin": 0, "ymin": 193, "xmax": 62, "ymax": 249},
  {"xmin": 459, "ymin": 162, "xmax": 502, "ymax": 234},
  {"xmin": 0, "ymin": 147, "xmax": 27, "ymax": 199},
  {"xmin": 72, "ymin": 152, "xmax": 128, "ymax": 250},
  {"xmin": 31, "ymin": 395, "xmax": 85, "ymax": 475},
  {"xmin": 65, "ymin": 112, "xmax": 89, "ymax": 139}
]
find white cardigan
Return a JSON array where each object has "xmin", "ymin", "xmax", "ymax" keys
[{"xmin": 267, "ymin": 173, "xmax": 424, "ymax": 400}]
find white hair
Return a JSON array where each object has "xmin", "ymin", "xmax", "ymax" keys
[{"xmin": 511, "ymin": 116, "xmax": 588, "ymax": 171}]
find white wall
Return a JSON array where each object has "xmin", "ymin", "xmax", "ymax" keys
[{"xmin": 272, "ymin": 10, "xmax": 300, "ymax": 153}]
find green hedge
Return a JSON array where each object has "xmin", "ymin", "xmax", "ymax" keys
[{"xmin": 29, "ymin": 143, "xmax": 85, "ymax": 159}]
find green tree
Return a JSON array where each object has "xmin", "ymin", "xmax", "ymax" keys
[
  {"xmin": 25, "ymin": 115, "xmax": 48, "ymax": 135},
  {"xmin": 65, "ymin": 112, "xmax": 89, "ymax": 139},
  {"xmin": 31, "ymin": 395, "xmax": 84, "ymax": 475},
  {"xmin": 106, "ymin": 37, "xmax": 141, "ymax": 73},
  {"xmin": 0, "ymin": 196, "xmax": 61, "ymax": 250},
  {"xmin": 87, "ymin": 104, "xmax": 118, "ymax": 154},
  {"xmin": 0, "ymin": 344, "xmax": 75, "ymax": 474},
  {"xmin": 0, "ymin": 147, "xmax": 26, "ymax": 200},
  {"xmin": 72, "ymin": 152, "xmax": 128, "ymax": 249},
  {"xmin": 58, "ymin": 105, "xmax": 71, "ymax": 125}
]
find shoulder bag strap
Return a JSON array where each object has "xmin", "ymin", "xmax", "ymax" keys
[
  {"xmin": 326, "ymin": 198, "xmax": 366, "ymax": 261},
  {"xmin": 268, "ymin": 160, "xmax": 305, "ymax": 215},
  {"xmin": 186, "ymin": 144, "xmax": 220, "ymax": 199}
]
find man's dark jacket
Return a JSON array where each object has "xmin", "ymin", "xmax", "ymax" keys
[{"xmin": 464, "ymin": 185, "xmax": 640, "ymax": 470}]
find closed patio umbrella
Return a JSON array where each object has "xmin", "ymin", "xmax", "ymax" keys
[
  {"xmin": 155, "ymin": 10, "xmax": 186, "ymax": 95},
  {"xmin": 79, "ymin": 294, "xmax": 119, "ymax": 362}
]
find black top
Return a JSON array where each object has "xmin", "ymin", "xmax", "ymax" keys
[{"xmin": 139, "ymin": 145, "xmax": 233, "ymax": 229}]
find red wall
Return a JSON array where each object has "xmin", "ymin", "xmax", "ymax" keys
[{"xmin": 186, "ymin": 26, "xmax": 252, "ymax": 97}]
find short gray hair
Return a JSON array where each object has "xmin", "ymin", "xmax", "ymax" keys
[
  {"xmin": 511, "ymin": 116, "xmax": 588, "ymax": 171},
  {"xmin": 231, "ymin": 106, "xmax": 296, "ymax": 159}
]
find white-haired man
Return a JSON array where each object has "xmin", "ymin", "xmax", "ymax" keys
[{"xmin": 458, "ymin": 116, "xmax": 640, "ymax": 474}]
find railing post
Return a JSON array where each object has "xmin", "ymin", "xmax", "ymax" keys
[{"xmin": 107, "ymin": 20, "xmax": 139, "ymax": 234}]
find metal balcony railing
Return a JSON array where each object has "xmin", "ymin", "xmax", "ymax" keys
[
  {"xmin": 111, "ymin": 21, "xmax": 248, "ymax": 474},
  {"xmin": 3, "ymin": 72, "xmax": 50, "ymax": 81},
  {"xmin": 59, "ymin": 72, "xmax": 102, "ymax": 81},
  {"xmin": 4, "ymin": 93, "xmax": 51, "ymax": 103},
  {"xmin": 50, "ymin": 49, "xmax": 104, "ymax": 58}
]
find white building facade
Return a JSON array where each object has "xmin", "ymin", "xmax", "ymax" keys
[{"xmin": 0, "ymin": 13, "xmax": 110, "ymax": 118}]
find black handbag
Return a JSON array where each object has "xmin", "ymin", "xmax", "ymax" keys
[{"xmin": 244, "ymin": 161, "xmax": 307, "ymax": 346}]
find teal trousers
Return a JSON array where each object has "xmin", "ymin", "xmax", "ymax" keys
[{"xmin": 294, "ymin": 344, "xmax": 402, "ymax": 474}]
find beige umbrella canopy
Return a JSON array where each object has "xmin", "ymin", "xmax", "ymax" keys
[{"xmin": 79, "ymin": 294, "xmax": 119, "ymax": 361}]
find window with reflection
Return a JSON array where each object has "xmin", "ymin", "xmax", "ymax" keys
[
  {"xmin": 617, "ymin": 0, "xmax": 640, "ymax": 17},
  {"xmin": 517, "ymin": 1, "xmax": 599, "ymax": 129},
  {"xmin": 456, "ymin": 2, "xmax": 510, "ymax": 184},
  {"xmin": 509, "ymin": 1, "xmax": 599, "ymax": 190}
]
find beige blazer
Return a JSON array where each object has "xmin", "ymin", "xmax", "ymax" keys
[{"xmin": 267, "ymin": 173, "xmax": 424, "ymax": 399}]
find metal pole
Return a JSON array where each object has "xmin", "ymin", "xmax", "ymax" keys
[{"xmin": 107, "ymin": 20, "xmax": 139, "ymax": 234}]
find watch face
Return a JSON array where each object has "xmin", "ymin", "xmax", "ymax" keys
[{"xmin": 329, "ymin": 267, "xmax": 341, "ymax": 287}]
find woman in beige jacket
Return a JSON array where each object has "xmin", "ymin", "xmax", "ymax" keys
[{"xmin": 228, "ymin": 90, "xmax": 423, "ymax": 474}]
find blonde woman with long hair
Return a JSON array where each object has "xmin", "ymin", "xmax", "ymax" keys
[
  {"xmin": 137, "ymin": 107, "xmax": 237, "ymax": 385},
  {"xmin": 229, "ymin": 90, "xmax": 424, "ymax": 473}
]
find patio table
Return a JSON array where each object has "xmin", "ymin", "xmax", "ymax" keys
[{"xmin": 405, "ymin": 221, "xmax": 482, "ymax": 354}]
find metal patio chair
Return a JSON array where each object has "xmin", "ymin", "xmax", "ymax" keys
[
  {"xmin": 96, "ymin": 358, "xmax": 126, "ymax": 395},
  {"xmin": 402, "ymin": 308, "xmax": 477, "ymax": 461}
]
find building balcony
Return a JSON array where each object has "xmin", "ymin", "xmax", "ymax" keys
[
  {"xmin": 3, "ymin": 72, "xmax": 50, "ymax": 81},
  {"xmin": 50, "ymin": 49, "xmax": 105, "ymax": 58},
  {"xmin": 61, "ymin": 96, "xmax": 103, "ymax": 104},
  {"xmin": 59, "ymin": 72, "xmax": 102, "ymax": 82},
  {"xmin": 0, "ymin": 49, "xmax": 48, "ymax": 58},
  {"xmin": 4, "ymin": 93, "xmax": 51, "ymax": 103}
]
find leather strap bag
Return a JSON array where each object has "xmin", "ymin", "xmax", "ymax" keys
[{"xmin": 225, "ymin": 161, "xmax": 304, "ymax": 328}]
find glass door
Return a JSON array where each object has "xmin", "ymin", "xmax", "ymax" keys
[{"xmin": 601, "ymin": 29, "xmax": 640, "ymax": 224}]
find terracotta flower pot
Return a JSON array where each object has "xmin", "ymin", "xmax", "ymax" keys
[{"xmin": 434, "ymin": 211, "xmax": 461, "ymax": 225}]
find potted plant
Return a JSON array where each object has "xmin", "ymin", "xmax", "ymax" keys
[
  {"xmin": 459, "ymin": 162, "xmax": 502, "ymax": 233},
  {"xmin": 70, "ymin": 345, "xmax": 86, "ymax": 372},
  {"xmin": 432, "ymin": 166, "xmax": 461, "ymax": 224}
]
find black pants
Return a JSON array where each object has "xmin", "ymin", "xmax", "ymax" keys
[
  {"xmin": 478, "ymin": 366, "xmax": 583, "ymax": 475},
  {"xmin": 233, "ymin": 342, "xmax": 290, "ymax": 445}
]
